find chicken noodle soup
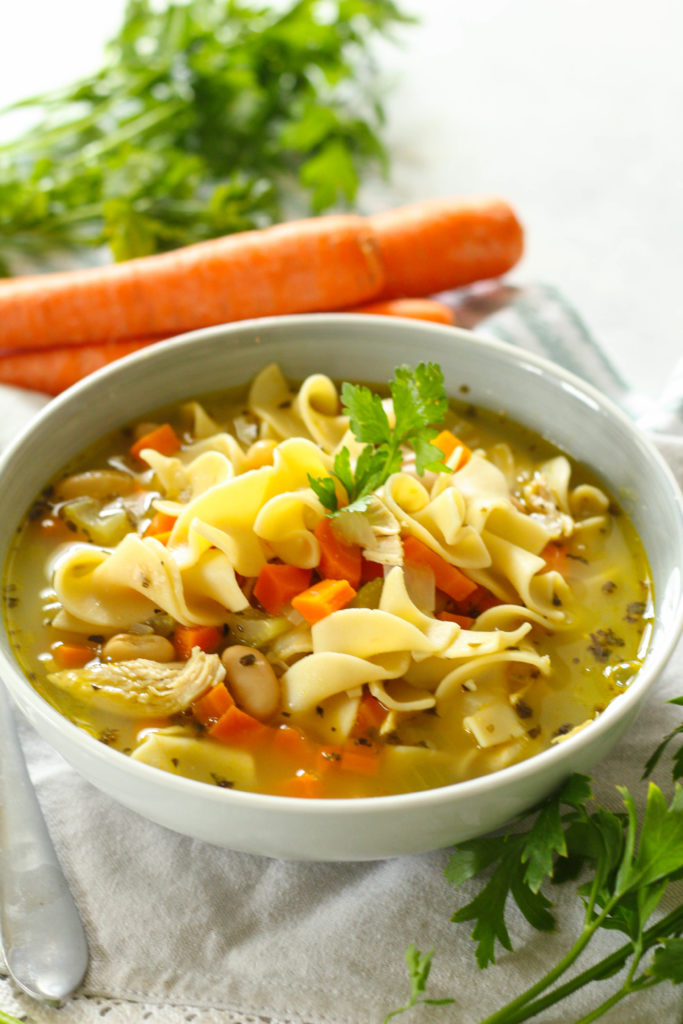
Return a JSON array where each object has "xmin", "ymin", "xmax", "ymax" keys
[{"xmin": 3, "ymin": 363, "xmax": 653, "ymax": 798}]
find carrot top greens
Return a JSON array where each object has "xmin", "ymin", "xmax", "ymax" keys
[
  {"xmin": 308, "ymin": 361, "xmax": 451, "ymax": 515},
  {"xmin": 0, "ymin": 0, "xmax": 413, "ymax": 274}
]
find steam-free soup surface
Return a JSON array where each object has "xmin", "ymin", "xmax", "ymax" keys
[{"xmin": 3, "ymin": 364, "xmax": 652, "ymax": 798}]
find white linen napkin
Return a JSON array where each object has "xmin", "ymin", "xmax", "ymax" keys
[{"xmin": 1, "ymin": 285, "xmax": 682, "ymax": 1024}]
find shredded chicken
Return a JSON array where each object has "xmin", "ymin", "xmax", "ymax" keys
[{"xmin": 47, "ymin": 647, "xmax": 225, "ymax": 717}]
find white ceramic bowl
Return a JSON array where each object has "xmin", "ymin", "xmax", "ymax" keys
[{"xmin": 1, "ymin": 314, "xmax": 682, "ymax": 861}]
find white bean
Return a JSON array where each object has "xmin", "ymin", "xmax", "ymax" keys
[
  {"xmin": 221, "ymin": 645, "xmax": 280, "ymax": 721},
  {"xmin": 102, "ymin": 633, "xmax": 176, "ymax": 663}
]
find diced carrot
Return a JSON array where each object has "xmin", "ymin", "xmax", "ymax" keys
[
  {"xmin": 291, "ymin": 578, "xmax": 357, "ymax": 624},
  {"xmin": 431, "ymin": 429, "xmax": 472, "ymax": 469},
  {"xmin": 192, "ymin": 682, "xmax": 235, "ymax": 727},
  {"xmin": 446, "ymin": 584, "xmax": 502, "ymax": 618},
  {"xmin": 351, "ymin": 692, "xmax": 388, "ymax": 739},
  {"xmin": 38, "ymin": 516, "xmax": 72, "ymax": 539},
  {"xmin": 270, "ymin": 725, "xmax": 316, "ymax": 768},
  {"xmin": 436, "ymin": 610, "xmax": 476, "ymax": 629},
  {"xmin": 144, "ymin": 510, "xmax": 178, "ymax": 538},
  {"xmin": 253, "ymin": 562, "xmax": 312, "ymax": 615},
  {"xmin": 51, "ymin": 641, "xmax": 96, "ymax": 669},
  {"xmin": 361, "ymin": 558, "xmax": 385, "ymax": 582},
  {"xmin": 208, "ymin": 704, "xmax": 271, "ymax": 746},
  {"xmin": 276, "ymin": 771, "xmax": 324, "ymax": 798},
  {"xmin": 173, "ymin": 624, "xmax": 223, "ymax": 660},
  {"xmin": 130, "ymin": 422, "xmax": 181, "ymax": 461},
  {"xmin": 541, "ymin": 541, "xmax": 569, "ymax": 576},
  {"xmin": 316, "ymin": 744, "xmax": 380, "ymax": 776},
  {"xmin": 402, "ymin": 534, "xmax": 477, "ymax": 603},
  {"xmin": 314, "ymin": 517, "xmax": 362, "ymax": 588}
]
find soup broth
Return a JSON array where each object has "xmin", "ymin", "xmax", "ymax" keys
[{"xmin": 3, "ymin": 363, "xmax": 653, "ymax": 799}]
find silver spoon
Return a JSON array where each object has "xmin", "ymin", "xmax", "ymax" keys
[{"xmin": 0, "ymin": 682, "xmax": 89, "ymax": 1003}]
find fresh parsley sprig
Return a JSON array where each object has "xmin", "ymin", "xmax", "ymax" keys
[
  {"xmin": 386, "ymin": 695, "xmax": 683, "ymax": 1024},
  {"xmin": 309, "ymin": 362, "xmax": 451, "ymax": 515}
]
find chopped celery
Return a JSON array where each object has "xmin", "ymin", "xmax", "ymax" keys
[
  {"xmin": 351, "ymin": 577, "xmax": 384, "ymax": 609},
  {"xmin": 225, "ymin": 610, "xmax": 290, "ymax": 649},
  {"xmin": 61, "ymin": 497, "xmax": 132, "ymax": 546}
]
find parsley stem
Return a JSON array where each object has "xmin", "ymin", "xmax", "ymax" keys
[{"xmin": 477, "ymin": 903, "xmax": 683, "ymax": 1024}]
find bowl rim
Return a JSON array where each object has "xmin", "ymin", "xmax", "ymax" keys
[{"xmin": 1, "ymin": 312, "xmax": 682, "ymax": 818}]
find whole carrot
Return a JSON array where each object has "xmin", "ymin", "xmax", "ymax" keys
[
  {"xmin": 0, "ymin": 297, "xmax": 458, "ymax": 395},
  {"xmin": 0, "ymin": 215, "xmax": 383, "ymax": 351},
  {"xmin": 369, "ymin": 196, "xmax": 523, "ymax": 300},
  {"xmin": 0, "ymin": 338, "xmax": 156, "ymax": 395},
  {"xmin": 346, "ymin": 296, "xmax": 456, "ymax": 325},
  {"xmin": 0, "ymin": 197, "xmax": 522, "ymax": 357}
]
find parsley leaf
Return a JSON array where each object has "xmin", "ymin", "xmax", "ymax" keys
[
  {"xmin": 383, "ymin": 945, "xmax": 454, "ymax": 1023},
  {"xmin": 308, "ymin": 362, "xmax": 451, "ymax": 514}
]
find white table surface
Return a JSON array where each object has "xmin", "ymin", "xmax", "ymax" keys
[{"xmin": 1, "ymin": 0, "xmax": 682, "ymax": 400}]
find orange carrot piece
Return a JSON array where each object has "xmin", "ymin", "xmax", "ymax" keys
[
  {"xmin": 316, "ymin": 744, "xmax": 380, "ymax": 776},
  {"xmin": 276, "ymin": 771, "xmax": 324, "ymax": 798},
  {"xmin": 270, "ymin": 725, "xmax": 316, "ymax": 768},
  {"xmin": 253, "ymin": 563, "xmax": 312, "ymax": 615},
  {"xmin": 541, "ymin": 541, "xmax": 569, "ymax": 576},
  {"xmin": 51, "ymin": 641, "xmax": 96, "ymax": 669},
  {"xmin": 436, "ymin": 610, "xmax": 476, "ymax": 629},
  {"xmin": 0, "ymin": 338, "xmax": 158, "ymax": 395},
  {"xmin": 402, "ymin": 534, "xmax": 477, "ymax": 603},
  {"xmin": 0, "ymin": 214, "xmax": 384, "ymax": 350},
  {"xmin": 314, "ymin": 517, "xmax": 362, "ymax": 589},
  {"xmin": 351, "ymin": 692, "xmax": 388, "ymax": 738},
  {"xmin": 347, "ymin": 297, "xmax": 456, "ymax": 325},
  {"xmin": 144, "ymin": 510, "xmax": 178, "ymax": 538},
  {"xmin": 130, "ymin": 422, "xmax": 181, "ymax": 461},
  {"xmin": 431, "ymin": 429, "xmax": 472, "ymax": 468},
  {"xmin": 192, "ymin": 682, "xmax": 235, "ymax": 727},
  {"xmin": 173, "ymin": 624, "xmax": 223, "ymax": 660},
  {"xmin": 369, "ymin": 196, "xmax": 524, "ymax": 300},
  {"xmin": 208, "ymin": 704, "xmax": 271, "ymax": 746},
  {"xmin": 291, "ymin": 578, "xmax": 357, "ymax": 625}
]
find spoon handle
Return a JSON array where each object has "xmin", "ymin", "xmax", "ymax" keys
[{"xmin": 0, "ymin": 684, "xmax": 89, "ymax": 1003}]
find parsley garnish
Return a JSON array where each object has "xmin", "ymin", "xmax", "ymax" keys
[{"xmin": 309, "ymin": 362, "xmax": 451, "ymax": 515}]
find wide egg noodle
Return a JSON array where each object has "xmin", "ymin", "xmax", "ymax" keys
[
  {"xmin": 145, "ymin": 449, "xmax": 235, "ymax": 506},
  {"xmin": 253, "ymin": 490, "xmax": 325, "ymax": 569},
  {"xmin": 248, "ymin": 363, "xmax": 313, "ymax": 442},
  {"xmin": 53, "ymin": 534, "xmax": 233, "ymax": 628},
  {"xmin": 435, "ymin": 649, "xmax": 551, "ymax": 702},
  {"xmin": 377, "ymin": 566, "xmax": 459, "ymax": 653},
  {"xmin": 293, "ymin": 373, "xmax": 349, "ymax": 453},
  {"xmin": 453, "ymin": 454, "xmax": 555, "ymax": 552},
  {"xmin": 384, "ymin": 473, "xmax": 491, "ymax": 570},
  {"xmin": 281, "ymin": 651, "xmax": 407, "ymax": 713},
  {"xmin": 469, "ymin": 530, "xmax": 572, "ymax": 624}
]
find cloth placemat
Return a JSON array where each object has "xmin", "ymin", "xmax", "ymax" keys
[{"xmin": 1, "ymin": 284, "xmax": 682, "ymax": 1024}]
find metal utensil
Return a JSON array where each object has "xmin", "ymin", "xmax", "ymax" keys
[{"xmin": 0, "ymin": 683, "xmax": 88, "ymax": 1003}]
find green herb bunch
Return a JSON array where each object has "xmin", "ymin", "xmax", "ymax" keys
[
  {"xmin": 0, "ymin": 0, "xmax": 412, "ymax": 274},
  {"xmin": 387, "ymin": 694, "xmax": 683, "ymax": 1023}
]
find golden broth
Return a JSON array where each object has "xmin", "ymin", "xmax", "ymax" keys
[{"xmin": 3, "ymin": 371, "xmax": 653, "ymax": 799}]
